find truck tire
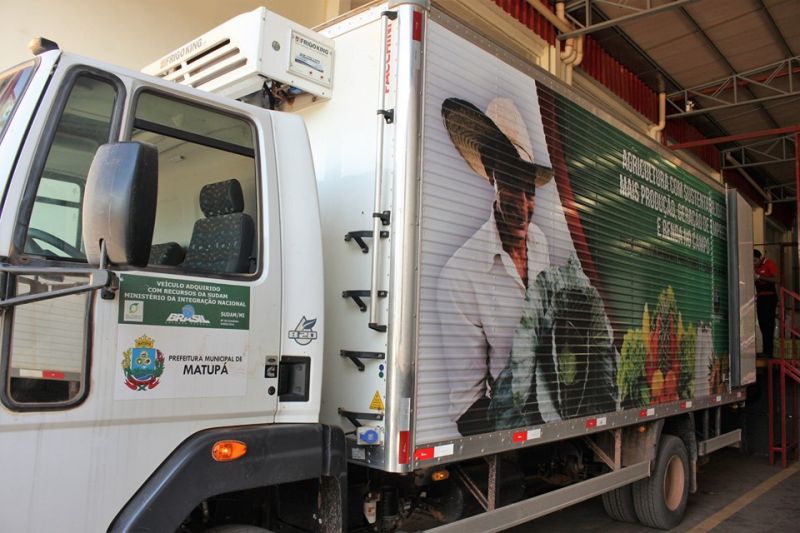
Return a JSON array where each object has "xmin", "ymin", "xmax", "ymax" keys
[
  {"xmin": 601, "ymin": 484, "xmax": 637, "ymax": 523},
  {"xmin": 632, "ymin": 434, "xmax": 689, "ymax": 530},
  {"xmin": 204, "ymin": 525, "xmax": 273, "ymax": 533}
]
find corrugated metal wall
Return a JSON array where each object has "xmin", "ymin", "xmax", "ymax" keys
[
  {"xmin": 581, "ymin": 36, "xmax": 658, "ymax": 124},
  {"xmin": 491, "ymin": 0, "xmax": 658, "ymax": 124},
  {"xmin": 493, "ymin": 0, "xmax": 557, "ymax": 45}
]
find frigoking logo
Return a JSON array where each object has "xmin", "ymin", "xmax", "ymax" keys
[
  {"xmin": 293, "ymin": 34, "xmax": 330, "ymax": 56},
  {"xmin": 167, "ymin": 304, "xmax": 211, "ymax": 325},
  {"xmin": 288, "ymin": 316, "xmax": 318, "ymax": 345}
]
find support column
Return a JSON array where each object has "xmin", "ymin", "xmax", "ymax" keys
[{"xmin": 796, "ymin": 133, "xmax": 799, "ymax": 290}]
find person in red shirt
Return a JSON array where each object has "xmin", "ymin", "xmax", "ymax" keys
[{"xmin": 754, "ymin": 249, "xmax": 779, "ymax": 357}]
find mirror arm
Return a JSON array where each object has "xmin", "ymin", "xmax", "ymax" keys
[{"xmin": 0, "ymin": 265, "xmax": 118, "ymax": 310}]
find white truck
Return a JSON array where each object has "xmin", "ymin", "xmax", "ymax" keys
[{"xmin": 0, "ymin": 1, "xmax": 756, "ymax": 532}]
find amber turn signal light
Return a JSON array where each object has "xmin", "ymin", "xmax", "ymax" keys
[
  {"xmin": 431, "ymin": 470, "xmax": 450, "ymax": 482},
  {"xmin": 212, "ymin": 440, "xmax": 247, "ymax": 462}
]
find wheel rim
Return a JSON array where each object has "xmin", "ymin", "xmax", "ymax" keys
[{"xmin": 663, "ymin": 454, "xmax": 685, "ymax": 511}]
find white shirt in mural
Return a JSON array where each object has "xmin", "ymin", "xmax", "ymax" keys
[{"xmin": 437, "ymin": 211, "xmax": 550, "ymax": 422}]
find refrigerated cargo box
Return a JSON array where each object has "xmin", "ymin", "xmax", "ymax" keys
[{"xmin": 298, "ymin": 3, "xmax": 753, "ymax": 473}]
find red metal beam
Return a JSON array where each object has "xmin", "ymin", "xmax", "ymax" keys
[{"xmin": 668, "ymin": 125, "xmax": 800, "ymax": 150}]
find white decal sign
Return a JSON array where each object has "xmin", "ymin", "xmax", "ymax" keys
[{"xmin": 114, "ymin": 325, "xmax": 248, "ymax": 399}]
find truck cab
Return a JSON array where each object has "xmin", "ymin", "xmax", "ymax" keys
[{"xmin": 0, "ymin": 46, "xmax": 339, "ymax": 533}]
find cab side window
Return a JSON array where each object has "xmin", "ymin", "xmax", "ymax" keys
[
  {"xmin": 5, "ymin": 73, "xmax": 118, "ymax": 408},
  {"xmin": 24, "ymin": 74, "xmax": 117, "ymax": 261},
  {"xmin": 132, "ymin": 92, "xmax": 259, "ymax": 276}
]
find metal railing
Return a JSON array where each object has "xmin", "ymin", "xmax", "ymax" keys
[
  {"xmin": 768, "ymin": 287, "xmax": 800, "ymax": 466},
  {"xmin": 779, "ymin": 286, "xmax": 800, "ymax": 360}
]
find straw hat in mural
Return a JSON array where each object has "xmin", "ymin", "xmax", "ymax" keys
[{"xmin": 441, "ymin": 97, "xmax": 553, "ymax": 189}]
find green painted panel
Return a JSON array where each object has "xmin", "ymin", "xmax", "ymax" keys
[
  {"xmin": 118, "ymin": 275, "xmax": 250, "ymax": 330},
  {"xmin": 546, "ymin": 92, "xmax": 728, "ymax": 405}
]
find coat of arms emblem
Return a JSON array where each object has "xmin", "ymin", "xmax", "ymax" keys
[{"xmin": 122, "ymin": 335, "xmax": 165, "ymax": 391}]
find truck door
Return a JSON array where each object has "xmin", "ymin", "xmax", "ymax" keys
[{"xmin": 0, "ymin": 55, "xmax": 282, "ymax": 533}]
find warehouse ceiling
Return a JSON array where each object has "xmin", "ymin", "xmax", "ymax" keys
[{"xmin": 565, "ymin": 0, "xmax": 799, "ymax": 205}]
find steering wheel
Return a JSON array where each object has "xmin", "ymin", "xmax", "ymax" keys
[{"xmin": 26, "ymin": 227, "xmax": 84, "ymax": 259}]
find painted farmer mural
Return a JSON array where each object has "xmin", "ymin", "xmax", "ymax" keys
[{"xmin": 436, "ymin": 97, "xmax": 616, "ymax": 436}]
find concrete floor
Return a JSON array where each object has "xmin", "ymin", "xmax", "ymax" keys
[{"xmin": 506, "ymin": 448, "xmax": 800, "ymax": 532}]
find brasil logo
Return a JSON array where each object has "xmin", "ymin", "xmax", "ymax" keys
[
  {"xmin": 122, "ymin": 335, "xmax": 165, "ymax": 391},
  {"xmin": 166, "ymin": 304, "xmax": 211, "ymax": 325}
]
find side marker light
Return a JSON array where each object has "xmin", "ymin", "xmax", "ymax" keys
[
  {"xmin": 432, "ymin": 470, "xmax": 450, "ymax": 482},
  {"xmin": 212, "ymin": 440, "xmax": 247, "ymax": 462}
]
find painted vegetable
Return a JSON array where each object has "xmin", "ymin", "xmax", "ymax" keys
[
  {"xmin": 619, "ymin": 286, "xmax": 700, "ymax": 407},
  {"xmin": 489, "ymin": 256, "xmax": 617, "ymax": 429}
]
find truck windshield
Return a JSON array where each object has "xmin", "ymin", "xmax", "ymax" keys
[{"xmin": 0, "ymin": 61, "xmax": 36, "ymax": 141}]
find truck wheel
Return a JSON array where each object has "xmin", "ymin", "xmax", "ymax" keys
[
  {"xmin": 204, "ymin": 525, "xmax": 273, "ymax": 533},
  {"xmin": 601, "ymin": 484, "xmax": 637, "ymax": 523},
  {"xmin": 633, "ymin": 434, "xmax": 689, "ymax": 530}
]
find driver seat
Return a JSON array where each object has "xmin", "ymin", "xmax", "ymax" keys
[{"xmin": 182, "ymin": 179, "xmax": 254, "ymax": 274}]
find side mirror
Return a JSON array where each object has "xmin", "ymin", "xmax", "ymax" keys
[{"xmin": 83, "ymin": 142, "xmax": 158, "ymax": 267}]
